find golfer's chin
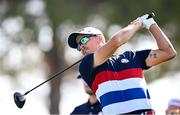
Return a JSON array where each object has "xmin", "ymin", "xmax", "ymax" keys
[{"xmin": 82, "ymin": 50, "xmax": 92, "ymax": 55}]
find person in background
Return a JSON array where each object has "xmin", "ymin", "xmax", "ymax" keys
[
  {"xmin": 166, "ymin": 98, "xmax": 180, "ymax": 115},
  {"xmin": 71, "ymin": 75, "xmax": 102, "ymax": 115},
  {"xmin": 68, "ymin": 13, "xmax": 177, "ymax": 114}
]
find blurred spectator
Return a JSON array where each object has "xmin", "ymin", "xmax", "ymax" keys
[
  {"xmin": 166, "ymin": 98, "xmax": 180, "ymax": 115},
  {"xmin": 71, "ymin": 75, "xmax": 102, "ymax": 114}
]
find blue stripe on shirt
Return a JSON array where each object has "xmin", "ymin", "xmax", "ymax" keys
[{"xmin": 99, "ymin": 88, "xmax": 150, "ymax": 108}]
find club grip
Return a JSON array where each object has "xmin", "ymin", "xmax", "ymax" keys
[{"xmin": 147, "ymin": 12, "xmax": 155, "ymax": 19}]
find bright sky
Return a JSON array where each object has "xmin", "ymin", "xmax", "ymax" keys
[
  {"xmin": 0, "ymin": 74, "xmax": 49, "ymax": 115},
  {"xmin": 149, "ymin": 72, "xmax": 180, "ymax": 115}
]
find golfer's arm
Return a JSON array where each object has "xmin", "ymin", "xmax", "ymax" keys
[
  {"xmin": 94, "ymin": 21, "xmax": 141, "ymax": 67},
  {"xmin": 146, "ymin": 24, "xmax": 177, "ymax": 67}
]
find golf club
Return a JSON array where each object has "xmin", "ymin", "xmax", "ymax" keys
[
  {"xmin": 14, "ymin": 58, "xmax": 82, "ymax": 108},
  {"xmin": 13, "ymin": 12, "xmax": 155, "ymax": 109},
  {"xmin": 147, "ymin": 12, "xmax": 155, "ymax": 19}
]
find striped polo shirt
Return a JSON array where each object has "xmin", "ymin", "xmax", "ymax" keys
[{"xmin": 79, "ymin": 50, "xmax": 152, "ymax": 114}]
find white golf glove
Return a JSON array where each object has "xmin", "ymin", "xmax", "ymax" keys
[{"xmin": 138, "ymin": 14, "xmax": 156, "ymax": 29}]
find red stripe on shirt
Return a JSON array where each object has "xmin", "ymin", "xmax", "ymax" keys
[{"xmin": 91, "ymin": 68, "xmax": 143, "ymax": 93}]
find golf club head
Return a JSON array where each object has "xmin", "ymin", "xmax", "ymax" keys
[{"xmin": 14, "ymin": 92, "xmax": 26, "ymax": 108}]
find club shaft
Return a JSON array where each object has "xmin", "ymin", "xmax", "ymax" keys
[{"xmin": 24, "ymin": 59, "xmax": 82, "ymax": 95}]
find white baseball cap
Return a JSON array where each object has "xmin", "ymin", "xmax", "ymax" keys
[
  {"xmin": 168, "ymin": 98, "xmax": 180, "ymax": 107},
  {"xmin": 68, "ymin": 27, "xmax": 103, "ymax": 49}
]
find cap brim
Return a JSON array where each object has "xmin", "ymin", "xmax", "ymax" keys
[{"xmin": 68, "ymin": 33, "xmax": 79, "ymax": 49}]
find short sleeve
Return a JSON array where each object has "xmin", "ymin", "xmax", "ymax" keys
[
  {"xmin": 135, "ymin": 49, "xmax": 151, "ymax": 69},
  {"xmin": 79, "ymin": 53, "xmax": 94, "ymax": 86}
]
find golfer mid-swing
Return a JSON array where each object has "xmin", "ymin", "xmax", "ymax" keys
[{"xmin": 68, "ymin": 14, "xmax": 176, "ymax": 114}]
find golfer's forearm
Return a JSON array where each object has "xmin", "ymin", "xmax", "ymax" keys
[
  {"xmin": 111, "ymin": 23, "xmax": 141, "ymax": 47},
  {"xmin": 93, "ymin": 21, "xmax": 142, "ymax": 67},
  {"xmin": 150, "ymin": 24, "xmax": 177, "ymax": 57}
]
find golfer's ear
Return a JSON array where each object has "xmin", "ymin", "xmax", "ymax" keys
[{"xmin": 97, "ymin": 35, "xmax": 105, "ymax": 44}]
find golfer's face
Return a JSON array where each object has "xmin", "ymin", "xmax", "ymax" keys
[
  {"xmin": 76, "ymin": 34, "xmax": 98, "ymax": 55},
  {"xmin": 166, "ymin": 106, "xmax": 180, "ymax": 115}
]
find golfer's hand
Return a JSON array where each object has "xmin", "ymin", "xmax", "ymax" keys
[
  {"xmin": 130, "ymin": 18, "xmax": 143, "ymax": 31},
  {"xmin": 138, "ymin": 14, "xmax": 156, "ymax": 29}
]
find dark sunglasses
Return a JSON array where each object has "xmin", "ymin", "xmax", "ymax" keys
[{"xmin": 77, "ymin": 35, "xmax": 97, "ymax": 51}]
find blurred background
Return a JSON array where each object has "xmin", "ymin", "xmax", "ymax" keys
[{"xmin": 0, "ymin": 0, "xmax": 179, "ymax": 114}]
